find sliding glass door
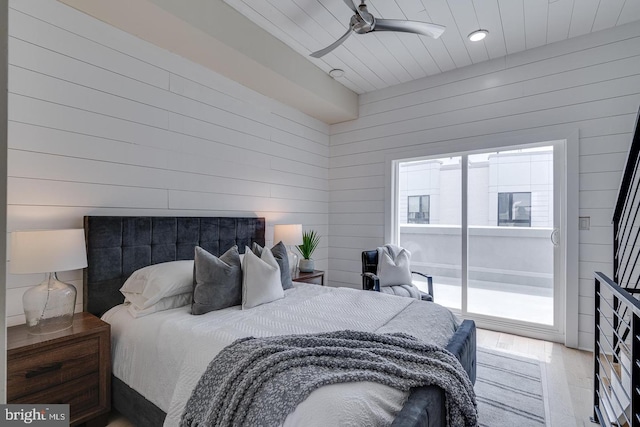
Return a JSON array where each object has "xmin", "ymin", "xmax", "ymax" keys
[
  {"xmin": 398, "ymin": 156, "xmax": 462, "ymax": 310},
  {"xmin": 466, "ymin": 148, "xmax": 555, "ymax": 325},
  {"xmin": 394, "ymin": 142, "xmax": 563, "ymax": 338}
]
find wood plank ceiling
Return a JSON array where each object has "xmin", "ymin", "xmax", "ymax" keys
[{"xmin": 223, "ymin": 0, "xmax": 640, "ymax": 94}]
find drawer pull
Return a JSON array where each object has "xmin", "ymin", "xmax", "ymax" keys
[{"xmin": 25, "ymin": 362, "xmax": 63, "ymax": 378}]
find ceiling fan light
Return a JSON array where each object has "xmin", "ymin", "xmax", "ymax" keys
[
  {"xmin": 329, "ymin": 69, "xmax": 345, "ymax": 78},
  {"xmin": 468, "ymin": 29, "xmax": 488, "ymax": 42}
]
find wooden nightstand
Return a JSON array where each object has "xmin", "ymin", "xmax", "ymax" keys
[
  {"xmin": 7, "ymin": 312, "xmax": 111, "ymax": 427},
  {"xmin": 293, "ymin": 269, "xmax": 325, "ymax": 286}
]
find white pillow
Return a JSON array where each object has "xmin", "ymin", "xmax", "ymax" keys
[
  {"xmin": 377, "ymin": 246, "xmax": 412, "ymax": 287},
  {"xmin": 126, "ymin": 292, "xmax": 192, "ymax": 318},
  {"xmin": 120, "ymin": 260, "xmax": 194, "ymax": 310},
  {"xmin": 242, "ymin": 245, "xmax": 284, "ymax": 309}
]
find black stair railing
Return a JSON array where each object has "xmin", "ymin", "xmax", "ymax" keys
[
  {"xmin": 593, "ymin": 272, "xmax": 640, "ymax": 426},
  {"xmin": 592, "ymin": 105, "xmax": 640, "ymax": 426},
  {"xmin": 613, "ymin": 108, "xmax": 640, "ymax": 353}
]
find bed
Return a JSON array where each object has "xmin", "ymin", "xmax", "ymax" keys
[{"xmin": 83, "ymin": 216, "xmax": 477, "ymax": 427}]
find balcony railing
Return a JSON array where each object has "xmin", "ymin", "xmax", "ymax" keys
[
  {"xmin": 400, "ymin": 225, "xmax": 553, "ymax": 289},
  {"xmin": 400, "ymin": 225, "xmax": 554, "ymax": 324}
]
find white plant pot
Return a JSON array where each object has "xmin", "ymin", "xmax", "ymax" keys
[{"xmin": 298, "ymin": 259, "xmax": 315, "ymax": 273}]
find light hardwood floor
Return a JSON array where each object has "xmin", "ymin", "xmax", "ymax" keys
[
  {"xmin": 107, "ymin": 328, "xmax": 594, "ymax": 427},
  {"xmin": 476, "ymin": 329, "xmax": 594, "ymax": 427}
]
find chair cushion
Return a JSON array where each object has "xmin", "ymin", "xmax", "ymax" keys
[{"xmin": 377, "ymin": 245, "xmax": 412, "ymax": 287}]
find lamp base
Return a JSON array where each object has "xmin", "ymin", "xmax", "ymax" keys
[
  {"xmin": 287, "ymin": 249, "xmax": 298, "ymax": 275},
  {"xmin": 22, "ymin": 272, "xmax": 77, "ymax": 335},
  {"xmin": 25, "ymin": 315, "xmax": 75, "ymax": 335}
]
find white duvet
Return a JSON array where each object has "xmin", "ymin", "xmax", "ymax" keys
[{"xmin": 102, "ymin": 283, "xmax": 459, "ymax": 426}]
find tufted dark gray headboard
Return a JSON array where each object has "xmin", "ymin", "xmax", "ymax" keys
[{"xmin": 83, "ymin": 216, "xmax": 266, "ymax": 317}]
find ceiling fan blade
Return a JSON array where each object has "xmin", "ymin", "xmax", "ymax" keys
[
  {"xmin": 373, "ymin": 19, "xmax": 445, "ymax": 39},
  {"xmin": 342, "ymin": 0, "xmax": 357, "ymax": 13},
  {"xmin": 310, "ymin": 27, "xmax": 353, "ymax": 58},
  {"xmin": 343, "ymin": 0, "xmax": 373, "ymax": 26}
]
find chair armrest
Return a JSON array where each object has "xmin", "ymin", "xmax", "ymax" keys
[
  {"xmin": 362, "ymin": 272, "xmax": 380, "ymax": 292},
  {"xmin": 411, "ymin": 271, "xmax": 434, "ymax": 299}
]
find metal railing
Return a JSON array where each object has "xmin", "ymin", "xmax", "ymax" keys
[
  {"xmin": 593, "ymin": 272, "xmax": 640, "ymax": 426},
  {"xmin": 593, "ymin": 106, "xmax": 640, "ymax": 426}
]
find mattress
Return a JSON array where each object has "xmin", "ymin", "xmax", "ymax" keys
[{"xmin": 102, "ymin": 282, "xmax": 460, "ymax": 426}]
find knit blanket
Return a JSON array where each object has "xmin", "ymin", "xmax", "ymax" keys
[{"xmin": 180, "ymin": 330, "xmax": 477, "ymax": 427}]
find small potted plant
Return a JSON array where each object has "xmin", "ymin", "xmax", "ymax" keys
[{"xmin": 297, "ymin": 230, "xmax": 320, "ymax": 273}]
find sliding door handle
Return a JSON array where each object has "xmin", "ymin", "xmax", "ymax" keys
[{"xmin": 551, "ymin": 228, "xmax": 560, "ymax": 247}]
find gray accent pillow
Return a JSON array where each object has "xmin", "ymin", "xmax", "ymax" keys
[
  {"xmin": 251, "ymin": 241, "xmax": 293, "ymax": 290},
  {"xmin": 192, "ymin": 245, "xmax": 242, "ymax": 315}
]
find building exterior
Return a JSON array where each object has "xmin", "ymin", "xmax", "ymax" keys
[{"xmin": 398, "ymin": 148, "xmax": 554, "ymax": 228}]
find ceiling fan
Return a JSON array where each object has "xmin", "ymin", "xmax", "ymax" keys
[{"xmin": 310, "ymin": 0, "xmax": 446, "ymax": 58}]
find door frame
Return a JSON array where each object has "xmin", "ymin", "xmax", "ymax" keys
[{"xmin": 384, "ymin": 129, "xmax": 579, "ymax": 347}]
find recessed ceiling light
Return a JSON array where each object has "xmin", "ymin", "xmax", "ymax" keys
[
  {"xmin": 468, "ymin": 29, "xmax": 488, "ymax": 42},
  {"xmin": 329, "ymin": 69, "xmax": 345, "ymax": 78}
]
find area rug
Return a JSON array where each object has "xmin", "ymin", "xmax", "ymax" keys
[{"xmin": 475, "ymin": 348, "xmax": 549, "ymax": 427}]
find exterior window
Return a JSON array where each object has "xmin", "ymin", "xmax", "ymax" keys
[
  {"xmin": 408, "ymin": 195, "xmax": 430, "ymax": 224},
  {"xmin": 498, "ymin": 192, "xmax": 531, "ymax": 227}
]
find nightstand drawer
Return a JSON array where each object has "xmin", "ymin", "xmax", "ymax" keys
[
  {"xmin": 7, "ymin": 336, "xmax": 100, "ymax": 401},
  {"xmin": 10, "ymin": 373, "xmax": 101, "ymax": 421}
]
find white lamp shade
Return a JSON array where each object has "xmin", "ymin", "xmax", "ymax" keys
[
  {"xmin": 11, "ymin": 229, "xmax": 88, "ymax": 274},
  {"xmin": 274, "ymin": 224, "xmax": 303, "ymax": 246}
]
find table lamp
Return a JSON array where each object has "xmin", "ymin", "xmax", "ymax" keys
[
  {"xmin": 11, "ymin": 229, "xmax": 88, "ymax": 335},
  {"xmin": 274, "ymin": 224, "xmax": 303, "ymax": 274}
]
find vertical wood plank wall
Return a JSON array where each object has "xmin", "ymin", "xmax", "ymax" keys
[
  {"xmin": 5, "ymin": 0, "xmax": 329, "ymax": 327},
  {"xmin": 328, "ymin": 21, "xmax": 640, "ymax": 350}
]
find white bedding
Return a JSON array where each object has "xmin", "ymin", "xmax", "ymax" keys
[{"xmin": 102, "ymin": 282, "xmax": 459, "ymax": 426}]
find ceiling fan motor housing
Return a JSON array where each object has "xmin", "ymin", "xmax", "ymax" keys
[{"xmin": 351, "ymin": 13, "xmax": 375, "ymax": 34}]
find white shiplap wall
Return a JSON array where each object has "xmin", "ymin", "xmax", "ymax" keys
[
  {"xmin": 6, "ymin": 0, "xmax": 329, "ymax": 327},
  {"xmin": 328, "ymin": 21, "xmax": 640, "ymax": 350}
]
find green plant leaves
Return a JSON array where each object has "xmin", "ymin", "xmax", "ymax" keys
[{"xmin": 297, "ymin": 230, "xmax": 320, "ymax": 260}]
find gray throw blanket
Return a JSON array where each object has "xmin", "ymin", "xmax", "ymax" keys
[{"xmin": 180, "ymin": 330, "xmax": 477, "ymax": 427}]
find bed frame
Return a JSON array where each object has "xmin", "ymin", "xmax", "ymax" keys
[{"xmin": 83, "ymin": 215, "xmax": 476, "ymax": 427}]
